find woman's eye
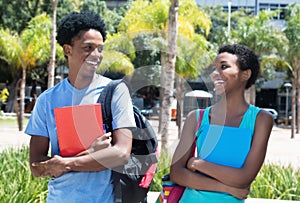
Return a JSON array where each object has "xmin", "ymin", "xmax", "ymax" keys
[{"xmin": 221, "ymin": 65, "xmax": 228, "ymax": 70}]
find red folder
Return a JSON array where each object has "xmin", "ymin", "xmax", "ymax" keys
[{"xmin": 54, "ymin": 103, "xmax": 104, "ymax": 157}]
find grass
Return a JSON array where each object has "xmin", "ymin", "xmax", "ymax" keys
[
  {"xmin": 0, "ymin": 146, "xmax": 299, "ymax": 202},
  {"xmin": 0, "ymin": 147, "xmax": 49, "ymax": 203}
]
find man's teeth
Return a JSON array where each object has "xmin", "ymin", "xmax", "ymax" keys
[{"xmin": 85, "ymin": 60, "xmax": 99, "ymax": 65}]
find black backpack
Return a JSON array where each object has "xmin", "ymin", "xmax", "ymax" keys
[{"xmin": 97, "ymin": 79, "xmax": 158, "ymax": 203}]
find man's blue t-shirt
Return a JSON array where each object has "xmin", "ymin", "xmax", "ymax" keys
[{"xmin": 25, "ymin": 75, "xmax": 136, "ymax": 203}]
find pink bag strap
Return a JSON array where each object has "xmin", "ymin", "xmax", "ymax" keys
[{"xmin": 190, "ymin": 109, "xmax": 204, "ymax": 157}]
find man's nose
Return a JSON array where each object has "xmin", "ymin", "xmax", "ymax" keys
[{"xmin": 91, "ymin": 47, "xmax": 102, "ymax": 56}]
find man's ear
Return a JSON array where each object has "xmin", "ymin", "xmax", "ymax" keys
[
  {"xmin": 241, "ymin": 69, "xmax": 251, "ymax": 81},
  {"xmin": 63, "ymin": 45, "xmax": 71, "ymax": 56}
]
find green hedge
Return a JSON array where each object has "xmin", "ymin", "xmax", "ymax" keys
[{"xmin": 1, "ymin": 146, "xmax": 299, "ymax": 202}]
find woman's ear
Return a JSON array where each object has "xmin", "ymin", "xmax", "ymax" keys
[
  {"xmin": 63, "ymin": 45, "xmax": 71, "ymax": 56},
  {"xmin": 241, "ymin": 69, "xmax": 251, "ymax": 82}
]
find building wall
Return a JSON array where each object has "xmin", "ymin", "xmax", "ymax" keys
[{"xmin": 195, "ymin": 0, "xmax": 300, "ymax": 6}]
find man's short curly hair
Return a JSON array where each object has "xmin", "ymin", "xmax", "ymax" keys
[
  {"xmin": 56, "ymin": 11, "xmax": 107, "ymax": 46},
  {"xmin": 218, "ymin": 44, "xmax": 260, "ymax": 89}
]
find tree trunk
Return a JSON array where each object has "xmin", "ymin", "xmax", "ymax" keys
[
  {"xmin": 297, "ymin": 68, "xmax": 300, "ymax": 134},
  {"xmin": 47, "ymin": 0, "xmax": 58, "ymax": 88},
  {"xmin": 17, "ymin": 67, "xmax": 26, "ymax": 131},
  {"xmin": 176, "ymin": 77, "xmax": 184, "ymax": 138},
  {"xmin": 158, "ymin": 53, "xmax": 166, "ymax": 134},
  {"xmin": 160, "ymin": 0, "xmax": 178, "ymax": 151},
  {"xmin": 291, "ymin": 78, "xmax": 296, "ymax": 139},
  {"xmin": 249, "ymin": 85, "xmax": 256, "ymax": 105}
]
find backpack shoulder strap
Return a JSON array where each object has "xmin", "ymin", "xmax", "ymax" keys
[{"xmin": 97, "ymin": 79, "xmax": 123, "ymax": 132}]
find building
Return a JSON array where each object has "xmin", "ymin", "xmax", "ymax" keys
[
  {"xmin": 195, "ymin": 0, "xmax": 300, "ymax": 17},
  {"xmin": 105, "ymin": 0, "xmax": 127, "ymax": 10}
]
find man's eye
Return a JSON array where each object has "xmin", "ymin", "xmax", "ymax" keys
[{"xmin": 84, "ymin": 46, "xmax": 92, "ymax": 51}]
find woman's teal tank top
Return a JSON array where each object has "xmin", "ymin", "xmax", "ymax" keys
[{"xmin": 179, "ymin": 105, "xmax": 260, "ymax": 203}]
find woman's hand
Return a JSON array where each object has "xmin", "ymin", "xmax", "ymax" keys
[
  {"xmin": 225, "ymin": 184, "xmax": 250, "ymax": 200},
  {"xmin": 187, "ymin": 157, "xmax": 199, "ymax": 172},
  {"xmin": 76, "ymin": 132, "xmax": 112, "ymax": 156}
]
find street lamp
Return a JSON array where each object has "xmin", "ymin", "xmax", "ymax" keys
[
  {"xmin": 227, "ymin": 1, "xmax": 232, "ymax": 38},
  {"xmin": 284, "ymin": 82, "xmax": 292, "ymax": 125}
]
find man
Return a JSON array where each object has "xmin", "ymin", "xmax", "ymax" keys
[{"xmin": 25, "ymin": 11, "xmax": 136, "ymax": 202}]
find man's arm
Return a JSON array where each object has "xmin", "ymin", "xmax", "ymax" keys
[
  {"xmin": 66, "ymin": 128, "xmax": 132, "ymax": 171},
  {"xmin": 31, "ymin": 128, "xmax": 132, "ymax": 177},
  {"xmin": 29, "ymin": 136, "xmax": 51, "ymax": 177}
]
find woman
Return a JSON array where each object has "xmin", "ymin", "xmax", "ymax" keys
[{"xmin": 170, "ymin": 44, "xmax": 273, "ymax": 202}]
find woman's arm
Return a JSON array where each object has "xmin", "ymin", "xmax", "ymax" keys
[
  {"xmin": 170, "ymin": 110, "xmax": 250, "ymax": 199},
  {"xmin": 187, "ymin": 110, "xmax": 274, "ymax": 188}
]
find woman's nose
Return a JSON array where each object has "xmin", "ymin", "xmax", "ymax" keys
[{"xmin": 210, "ymin": 70, "xmax": 220, "ymax": 81}]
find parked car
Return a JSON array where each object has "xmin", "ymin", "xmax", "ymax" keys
[{"xmin": 262, "ymin": 108, "xmax": 278, "ymax": 124}]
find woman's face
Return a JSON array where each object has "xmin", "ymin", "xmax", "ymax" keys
[
  {"xmin": 210, "ymin": 52, "xmax": 245, "ymax": 95},
  {"xmin": 64, "ymin": 29, "xmax": 104, "ymax": 78}
]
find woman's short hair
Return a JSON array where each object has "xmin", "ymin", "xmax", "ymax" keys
[
  {"xmin": 56, "ymin": 11, "xmax": 107, "ymax": 46},
  {"xmin": 218, "ymin": 44, "xmax": 260, "ymax": 89}
]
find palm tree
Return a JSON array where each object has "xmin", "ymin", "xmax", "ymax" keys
[
  {"xmin": 232, "ymin": 10, "xmax": 288, "ymax": 105},
  {"xmin": 48, "ymin": 0, "xmax": 59, "ymax": 88},
  {"xmin": 117, "ymin": 0, "xmax": 211, "ymax": 149},
  {"xmin": 284, "ymin": 4, "xmax": 300, "ymax": 138},
  {"xmin": 98, "ymin": 33, "xmax": 136, "ymax": 75},
  {"xmin": 0, "ymin": 14, "xmax": 52, "ymax": 130}
]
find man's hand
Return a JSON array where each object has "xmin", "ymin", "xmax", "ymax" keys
[
  {"xmin": 76, "ymin": 132, "xmax": 112, "ymax": 156},
  {"xmin": 32, "ymin": 155, "xmax": 71, "ymax": 178}
]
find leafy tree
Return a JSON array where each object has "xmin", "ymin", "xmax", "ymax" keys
[
  {"xmin": 231, "ymin": 10, "xmax": 288, "ymax": 105},
  {"xmin": 117, "ymin": 0, "xmax": 211, "ymax": 149},
  {"xmin": 0, "ymin": 14, "xmax": 62, "ymax": 130},
  {"xmin": 79, "ymin": 0, "xmax": 123, "ymax": 34},
  {"xmin": 0, "ymin": 0, "xmax": 50, "ymax": 33},
  {"xmin": 97, "ymin": 32, "xmax": 135, "ymax": 78},
  {"xmin": 48, "ymin": 0, "xmax": 59, "ymax": 88},
  {"xmin": 283, "ymin": 3, "xmax": 300, "ymax": 138},
  {"xmin": 201, "ymin": 6, "xmax": 249, "ymax": 47}
]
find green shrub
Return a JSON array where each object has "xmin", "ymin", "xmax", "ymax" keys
[
  {"xmin": 0, "ymin": 147, "xmax": 49, "ymax": 203},
  {"xmin": 149, "ymin": 149, "xmax": 172, "ymax": 192},
  {"xmin": 1, "ymin": 147, "xmax": 300, "ymax": 201},
  {"xmin": 250, "ymin": 164, "xmax": 300, "ymax": 200}
]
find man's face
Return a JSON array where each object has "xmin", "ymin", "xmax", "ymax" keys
[{"xmin": 64, "ymin": 29, "xmax": 104, "ymax": 77}]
